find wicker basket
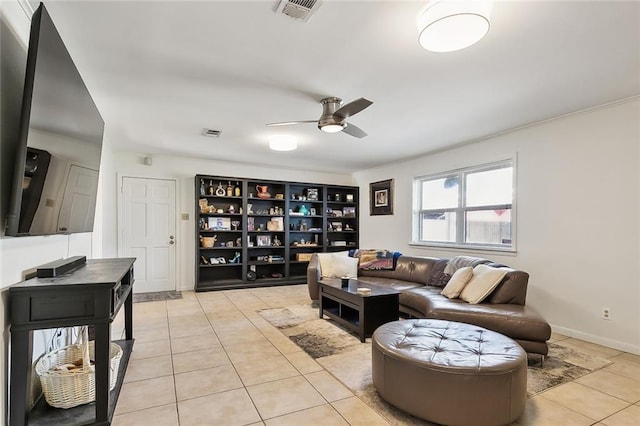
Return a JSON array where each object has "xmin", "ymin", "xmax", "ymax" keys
[
  {"xmin": 200, "ymin": 236, "xmax": 216, "ymax": 248},
  {"xmin": 35, "ymin": 341, "xmax": 123, "ymax": 409}
]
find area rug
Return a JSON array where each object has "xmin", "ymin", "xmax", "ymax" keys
[
  {"xmin": 259, "ymin": 304, "xmax": 613, "ymax": 425},
  {"xmin": 133, "ymin": 290, "xmax": 182, "ymax": 303}
]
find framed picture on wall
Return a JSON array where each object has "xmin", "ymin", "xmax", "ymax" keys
[{"xmin": 370, "ymin": 179, "xmax": 394, "ymax": 215}]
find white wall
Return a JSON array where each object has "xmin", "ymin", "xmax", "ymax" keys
[
  {"xmin": 109, "ymin": 152, "xmax": 353, "ymax": 291},
  {"xmin": 0, "ymin": 2, "xmax": 116, "ymax": 419},
  {"xmin": 353, "ymin": 98, "xmax": 640, "ymax": 354}
]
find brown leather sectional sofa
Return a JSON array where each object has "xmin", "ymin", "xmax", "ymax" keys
[{"xmin": 307, "ymin": 253, "xmax": 551, "ymax": 356}]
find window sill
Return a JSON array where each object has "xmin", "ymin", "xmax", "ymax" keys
[{"xmin": 409, "ymin": 242, "xmax": 517, "ymax": 256}]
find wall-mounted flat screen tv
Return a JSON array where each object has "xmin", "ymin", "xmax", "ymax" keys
[{"xmin": 5, "ymin": 3, "xmax": 104, "ymax": 236}]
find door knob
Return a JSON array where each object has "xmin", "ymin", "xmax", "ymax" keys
[
  {"xmin": 169, "ymin": 235, "xmax": 175, "ymax": 239},
  {"xmin": 169, "ymin": 240, "xmax": 175, "ymax": 245}
]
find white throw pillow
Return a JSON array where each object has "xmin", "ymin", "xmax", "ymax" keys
[
  {"xmin": 318, "ymin": 253, "xmax": 358, "ymax": 278},
  {"xmin": 317, "ymin": 252, "xmax": 357, "ymax": 278},
  {"xmin": 459, "ymin": 264, "xmax": 508, "ymax": 304},
  {"xmin": 441, "ymin": 266, "xmax": 473, "ymax": 299}
]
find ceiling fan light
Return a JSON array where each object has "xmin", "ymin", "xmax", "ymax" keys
[
  {"xmin": 320, "ymin": 123, "xmax": 345, "ymax": 133},
  {"xmin": 269, "ymin": 135, "xmax": 297, "ymax": 151},
  {"xmin": 417, "ymin": 0, "xmax": 492, "ymax": 53}
]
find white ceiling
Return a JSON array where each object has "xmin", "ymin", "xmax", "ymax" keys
[{"xmin": 41, "ymin": 0, "xmax": 639, "ymax": 173}]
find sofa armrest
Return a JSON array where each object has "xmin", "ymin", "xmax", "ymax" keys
[{"xmin": 307, "ymin": 253, "xmax": 321, "ymax": 301}]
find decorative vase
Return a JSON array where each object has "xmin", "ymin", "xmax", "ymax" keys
[
  {"xmin": 299, "ymin": 204, "xmax": 309, "ymax": 215},
  {"xmin": 215, "ymin": 182, "xmax": 226, "ymax": 196},
  {"xmin": 256, "ymin": 185, "xmax": 271, "ymax": 199}
]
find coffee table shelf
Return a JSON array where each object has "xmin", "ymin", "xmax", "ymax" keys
[{"xmin": 318, "ymin": 278, "xmax": 399, "ymax": 342}]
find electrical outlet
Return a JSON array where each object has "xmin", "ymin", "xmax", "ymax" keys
[
  {"xmin": 602, "ymin": 307, "xmax": 611, "ymax": 320},
  {"xmin": 181, "ymin": 213, "xmax": 189, "ymax": 220}
]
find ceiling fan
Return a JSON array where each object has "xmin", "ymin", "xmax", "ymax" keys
[{"xmin": 266, "ymin": 97, "xmax": 373, "ymax": 138}]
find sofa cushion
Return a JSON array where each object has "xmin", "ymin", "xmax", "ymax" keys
[
  {"xmin": 356, "ymin": 276, "xmax": 424, "ymax": 292},
  {"xmin": 441, "ymin": 266, "xmax": 473, "ymax": 299},
  {"xmin": 360, "ymin": 256, "xmax": 437, "ymax": 285},
  {"xmin": 443, "ymin": 256, "xmax": 490, "ymax": 275},
  {"xmin": 399, "ymin": 286, "xmax": 442, "ymax": 315},
  {"xmin": 460, "ymin": 265, "xmax": 508, "ymax": 304},
  {"xmin": 425, "ymin": 259, "xmax": 450, "ymax": 288},
  {"xmin": 400, "ymin": 287, "xmax": 551, "ymax": 342},
  {"xmin": 486, "ymin": 270, "xmax": 529, "ymax": 305}
]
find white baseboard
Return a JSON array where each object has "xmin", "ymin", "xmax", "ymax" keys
[{"xmin": 551, "ymin": 324, "xmax": 640, "ymax": 355}]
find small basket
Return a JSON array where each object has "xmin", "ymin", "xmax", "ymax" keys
[
  {"xmin": 35, "ymin": 341, "xmax": 123, "ymax": 409},
  {"xmin": 200, "ymin": 236, "xmax": 216, "ymax": 248}
]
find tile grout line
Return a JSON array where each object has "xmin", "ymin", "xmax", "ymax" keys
[
  {"xmin": 225, "ymin": 288, "xmax": 356, "ymax": 424},
  {"xmin": 196, "ymin": 291, "xmax": 267, "ymax": 424},
  {"xmin": 114, "ymin": 301, "xmax": 178, "ymax": 419},
  {"xmin": 163, "ymin": 300, "xmax": 184, "ymax": 425},
  {"xmin": 241, "ymin": 288, "xmax": 389, "ymax": 425}
]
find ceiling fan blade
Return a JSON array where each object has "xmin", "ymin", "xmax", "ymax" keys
[
  {"xmin": 333, "ymin": 98, "xmax": 373, "ymax": 120},
  {"xmin": 266, "ymin": 120, "xmax": 317, "ymax": 127},
  {"xmin": 342, "ymin": 122, "xmax": 367, "ymax": 138}
]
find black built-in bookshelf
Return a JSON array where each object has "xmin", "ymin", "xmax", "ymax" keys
[{"xmin": 195, "ymin": 175, "xmax": 359, "ymax": 291}]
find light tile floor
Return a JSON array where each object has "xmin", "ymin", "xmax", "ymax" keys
[{"xmin": 110, "ymin": 285, "xmax": 640, "ymax": 426}]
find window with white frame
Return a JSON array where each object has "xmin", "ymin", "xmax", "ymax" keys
[{"xmin": 413, "ymin": 160, "xmax": 514, "ymax": 250}]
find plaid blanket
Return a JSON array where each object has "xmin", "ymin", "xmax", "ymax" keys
[{"xmin": 354, "ymin": 249, "xmax": 397, "ymax": 270}]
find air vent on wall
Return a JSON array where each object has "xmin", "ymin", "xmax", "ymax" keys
[
  {"xmin": 201, "ymin": 129, "xmax": 222, "ymax": 138},
  {"xmin": 274, "ymin": 0, "xmax": 323, "ymax": 22}
]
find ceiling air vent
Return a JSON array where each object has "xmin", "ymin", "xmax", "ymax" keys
[
  {"xmin": 274, "ymin": 0, "xmax": 323, "ymax": 23},
  {"xmin": 201, "ymin": 129, "xmax": 222, "ymax": 138}
]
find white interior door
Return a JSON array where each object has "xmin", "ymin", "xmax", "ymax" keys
[{"xmin": 120, "ymin": 177, "xmax": 176, "ymax": 293}]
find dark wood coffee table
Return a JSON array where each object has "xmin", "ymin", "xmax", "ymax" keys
[{"xmin": 318, "ymin": 278, "xmax": 400, "ymax": 342}]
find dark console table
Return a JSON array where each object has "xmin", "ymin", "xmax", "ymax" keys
[{"xmin": 8, "ymin": 257, "xmax": 136, "ymax": 426}]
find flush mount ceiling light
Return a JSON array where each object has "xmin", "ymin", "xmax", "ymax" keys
[
  {"xmin": 319, "ymin": 123, "xmax": 345, "ymax": 133},
  {"xmin": 269, "ymin": 135, "xmax": 298, "ymax": 151},
  {"xmin": 417, "ymin": 0, "xmax": 492, "ymax": 53}
]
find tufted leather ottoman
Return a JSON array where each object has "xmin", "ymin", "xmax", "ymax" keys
[{"xmin": 372, "ymin": 319, "xmax": 527, "ymax": 426}]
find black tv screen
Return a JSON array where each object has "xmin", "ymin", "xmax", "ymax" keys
[{"xmin": 5, "ymin": 3, "xmax": 104, "ymax": 236}]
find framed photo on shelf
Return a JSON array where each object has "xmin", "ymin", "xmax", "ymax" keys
[
  {"xmin": 306, "ymin": 188, "xmax": 319, "ymax": 201},
  {"xmin": 342, "ymin": 206, "xmax": 356, "ymax": 217},
  {"xmin": 209, "ymin": 217, "xmax": 231, "ymax": 230},
  {"xmin": 370, "ymin": 179, "xmax": 394, "ymax": 215},
  {"xmin": 346, "ymin": 194, "xmax": 354, "ymax": 203},
  {"xmin": 257, "ymin": 235, "xmax": 271, "ymax": 247}
]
